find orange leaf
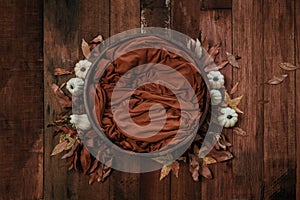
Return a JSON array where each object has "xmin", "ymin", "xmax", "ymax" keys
[
  {"xmin": 54, "ymin": 68, "xmax": 72, "ymax": 76},
  {"xmin": 80, "ymin": 147, "xmax": 91, "ymax": 174}
]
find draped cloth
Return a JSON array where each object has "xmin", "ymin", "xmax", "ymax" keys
[{"xmin": 87, "ymin": 36, "xmax": 209, "ymax": 153}]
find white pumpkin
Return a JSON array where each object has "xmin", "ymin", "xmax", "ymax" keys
[
  {"xmin": 210, "ymin": 89, "xmax": 222, "ymax": 105},
  {"xmin": 74, "ymin": 60, "xmax": 92, "ymax": 79},
  {"xmin": 70, "ymin": 114, "xmax": 91, "ymax": 130},
  {"xmin": 207, "ymin": 71, "xmax": 225, "ymax": 89},
  {"xmin": 218, "ymin": 107, "xmax": 238, "ymax": 128},
  {"xmin": 66, "ymin": 78, "xmax": 84, "ymax": 96}
]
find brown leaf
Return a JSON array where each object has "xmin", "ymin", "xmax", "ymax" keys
[
  {"xmin": 80, "ymin": 146, "xmax": 91, "ymax": 174},
  {"xmin": 233, "ymin": 127, "xmax": 247, "ymax": 137},
  {"xmin": 54, "ymin": 68, "xmax": 72, "ymax": 76},
  {"xmin": 91, "ymin": 35, "xmax": 104, "ymax": 43},
  {"xmin": 209, "ymin": 149, "xmax": 233, "ymax": 162},
  {"xmin": 225, "ymin": 92, "xmax": 244, "ymax": 114},
  {"xmin": 61, "ymin": 142, "xmax": 79, "ymax": 159},
  {"xmin": 51, "ymin": 140, "xmax": 68, "ymax": 156},
  {"xmin": 204, "ymin": 60, "xmax": 229, "ymax": 72},
  {"xmin": 230, "ymin": 82, "xmax": 239, "ymax": 94},
  {"xmin": 267, "ymin": 74, "xmax": 288, "ymax": 85},
  {"xmin": 208, "ymin": 44, "xmax": 221, "ymax": 60},
  {"xmin": 51, "ymin": 83, "xmax": 72, "ymax": 108},
  {"xmin": 258, "ymin": 99, "xmax": 270, "ymax": 104},
  {"xmin": 226, "ymin": 52, "xmax": 240, "ymax": 68},
  {"xmin": 81, "ymin": 38, "xmax": 90, "ymax": 58},
  {"xmin": 280, "ymin": 62, "xmax": 298, "ymax": 71},
  {"xmin": 203, "ymin": 157, "xmax": 217, "ymax": 165},
  {"xmin": 159, "ymin": 161, "xmax": 180, "ymax": 180},
  {"xmin": 199, "ymin": 165, "xmax": 213, "ymax": 179}
]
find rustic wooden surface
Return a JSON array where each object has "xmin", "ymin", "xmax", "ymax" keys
[
  {"xmin": 1, "ymin": 0, "xmax": 299, "ymax": 199},
  {"xmin": 0, "ymin": 0, "xmax": 44, "ymax": 199}
]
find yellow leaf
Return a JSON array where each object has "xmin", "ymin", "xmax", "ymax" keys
[
  {"xmin": 81, "ymin": 38, "xmax": 90, "ymax": 58},
  {"xmin": 203, "ymin": 156, "xmax": 217, "ymax": 165},
  {"xmin": 225, "ymin": 92, "xmax": 244, "ymax": 113},
  {"xmin": 193, "ymin": 145, "xmax": 200, "ymax": 154},
  {"xmin": 160, "ymin": 161, "xmax": 180, "ymax": 180}
]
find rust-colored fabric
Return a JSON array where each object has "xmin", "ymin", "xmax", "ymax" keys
[{"xmin": 89, "ymin": 36, "xmax": 209, "ymax": 152}]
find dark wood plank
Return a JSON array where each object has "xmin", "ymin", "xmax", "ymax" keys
[
  {"xmin": 296, "ymin": 1, "xmax": 300, "ymax": 199},
  {"xmin": 231, "ymin": 0, "xmax": 264, "ymax": 198},
  {"xmin": 0, "ymin": 0, "xmax": 44, "ymax": 199},
  {"xmin": 199, "ymin": 10, "xmax": 233, "ymax": 200},
  {"xmin": 109, "ymin": 0, "xmax": 141, "ymax": 199},
  {"xmin": 44, "ymin": 1, "xmax": 110, "ymax": 199},
  {"xmin": 139, "ymin": 1, "xmax": 171, "ymax": 199},
  {"xmin": 200, "ymin": 0, "xmax": 232, "ymax": 10},
  {"xmin": 262, "ymin": 0, "xmax": 296, "ymax": 199},
  {"xmin": 170, "ymin": 1, "xmax": 203, "ymax": 199},
  {"xmin": 141, "ymin": 0, "xmax": 170, "ymax": 29}
]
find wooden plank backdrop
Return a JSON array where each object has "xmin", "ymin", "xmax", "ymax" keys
[{"xmin": 0, "ymin": 0, "xmax": 299, "ymax": 199}]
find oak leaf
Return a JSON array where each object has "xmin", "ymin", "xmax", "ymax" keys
[
  {"xmin": 160, "ymin": 161, "xmax": 180, "ymax": 180},
  {"xmin": 225, "ymin": 92, "xmax": 244, "ymax": 114}
]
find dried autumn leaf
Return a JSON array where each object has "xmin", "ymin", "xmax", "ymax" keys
[
  {"xmin": 160, "ymin": 161, "xmax": 180, "ymax": 180},
  {"xmin": 81, "ymin": 38, "xmax": 90, "ymax": 58},
  {"xmin": 280, "ymin": 62, "xmax": 298, "ymax": 71},
  {"xmin": 230, "ymin": 82, "xmax": 239, "ymax": 94},
  {"xmin": 80, "ymin": 147, "xmax": 92, "ymax": 174},
  {"xmin": 225, "ymin": 92, "xmax": 244, "ymax": 114},
  {"xmin": 54, "ymin": 68, "xmax": 72, "ymax": 76},
  {"xmin": 204, "ymin": 60, "xmax": 229, "ymax": 72},
  {"xmin": 226, "ymin": 52, "xmax": 240, "ymax": 68},
  {"xmin": 189, "ymin": 154, "xmax": 200, "ymax": 181},
  {"xmin": 51, "ymin": 83, "xmax": 72, "ymax": 108},
  {"xmin": 208, "ymin": 149, "xmax": 234, "ymax": 163},
  {"xmin": 91, "ymin": 35, "xmax": 104, "ymax": 43},
  {"xmin": 233, "ymin": 127, "xmax": 247, "ymax": 137},
  {"xmin": 203, "ymin": 156, "xmax": 217, "ymax": 165},
  {"xmin": 51, "ymin": 140, "xmax": 68, "ymax": 156},
  {"xmin": 61, "ymin": 142, "xmax": 79, "ymax": 159},
  {"xmin": 208, "ymin": 44, "xmax": 221, "ymax": 60},
  {"xmin": 267, "ymin": 74, "xmax": 288, "ymax": 85},
  {"xmin": 199, "ymin": 164, "xmax": 213, "ymax": 179}
]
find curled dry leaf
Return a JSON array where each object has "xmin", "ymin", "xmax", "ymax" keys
[
  {"xmin": 204, "ymin": 60, "xmax": 229, "ymax": 72},
  {"xmin": 203, "ymin": 156, "xmax": 217, "ymax": 165},
  {"xmin": 80, "ymin": 146, "xmax": 92, "ymax": 174},
  {"xmin": 225, "ymin": 92, "xmax": 244, "ymax": 114},
  {"xmin": 61, "ymin": 142, "xmax": 79, "ymax": 159},
  {"xmin": 226, "ymin": 52, "xmax": 240, "ymax": 68},
  {"xmin": 208, "ymin": 149, "xmax": 234, "ymax": 163},
  {"xmin": 160, "ymin": 161, "xmax": 180, "ymax": 180},
  {"xmin": 200, "ymin": 165, "xmax": 213, "ymax": 179},
  {"xmin": 267, "ymin": 74, "xmax": 288, "ymax": 85},
  {"xmin": 91, "ymin": 35, "xmax": 104, "ymax": 43},
  {"xmin": 208, "ymin": 43, "xmax": 221, "ymax": 60},
  {"xmin": 233, "ymin": 127, "xmax": 247, "ymax": 137},
  {"xmin": 280, "ymin": 62, "xmax": 298, "ymax": 71},
  {"xmin": 51, "ymin": 83, "xmax": 72, "ymax": 108},
  {"xmin": 230, "ymin": 82, "xmax": 239, "ymax": 94},
  {"xmin": 54, "ymin": 68, "xmax": 72, "ymax": 76},
  {"xmin": 81, "ymin": 38, "xmax": 90, "ymax": 58},
  {"xmin": 51, "ymin": 140, "xmax": 68, "ymax": 156}
]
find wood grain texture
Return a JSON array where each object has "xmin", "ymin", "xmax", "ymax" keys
[
  {"xmin": 199, "ymin": 10, "xmax": 233, "ymax": 200},
  {"xmin": 262, "ymin": 0, "xmax": 296, "ymax": 199},
  {"xmin": 200, "ymin": 0, "xmax": 232, "ymax": 10},
  {"xmin": 232, "ymin": 0, "xmax": 264, "ymax": 199},
  {"xmin": 296, "ymin": 1, "xmax": 300, "ymax": 199},
  {"xmin": 108, "ymin": 0, "xmax": 141, "ymax": 199},
  {"xmin": 44, "ymin": 1, "xmax": 110, "ymax": 199},
  {"xmin": 0, "ymin": 0, "xmax": 44, "ymax": 199}
]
